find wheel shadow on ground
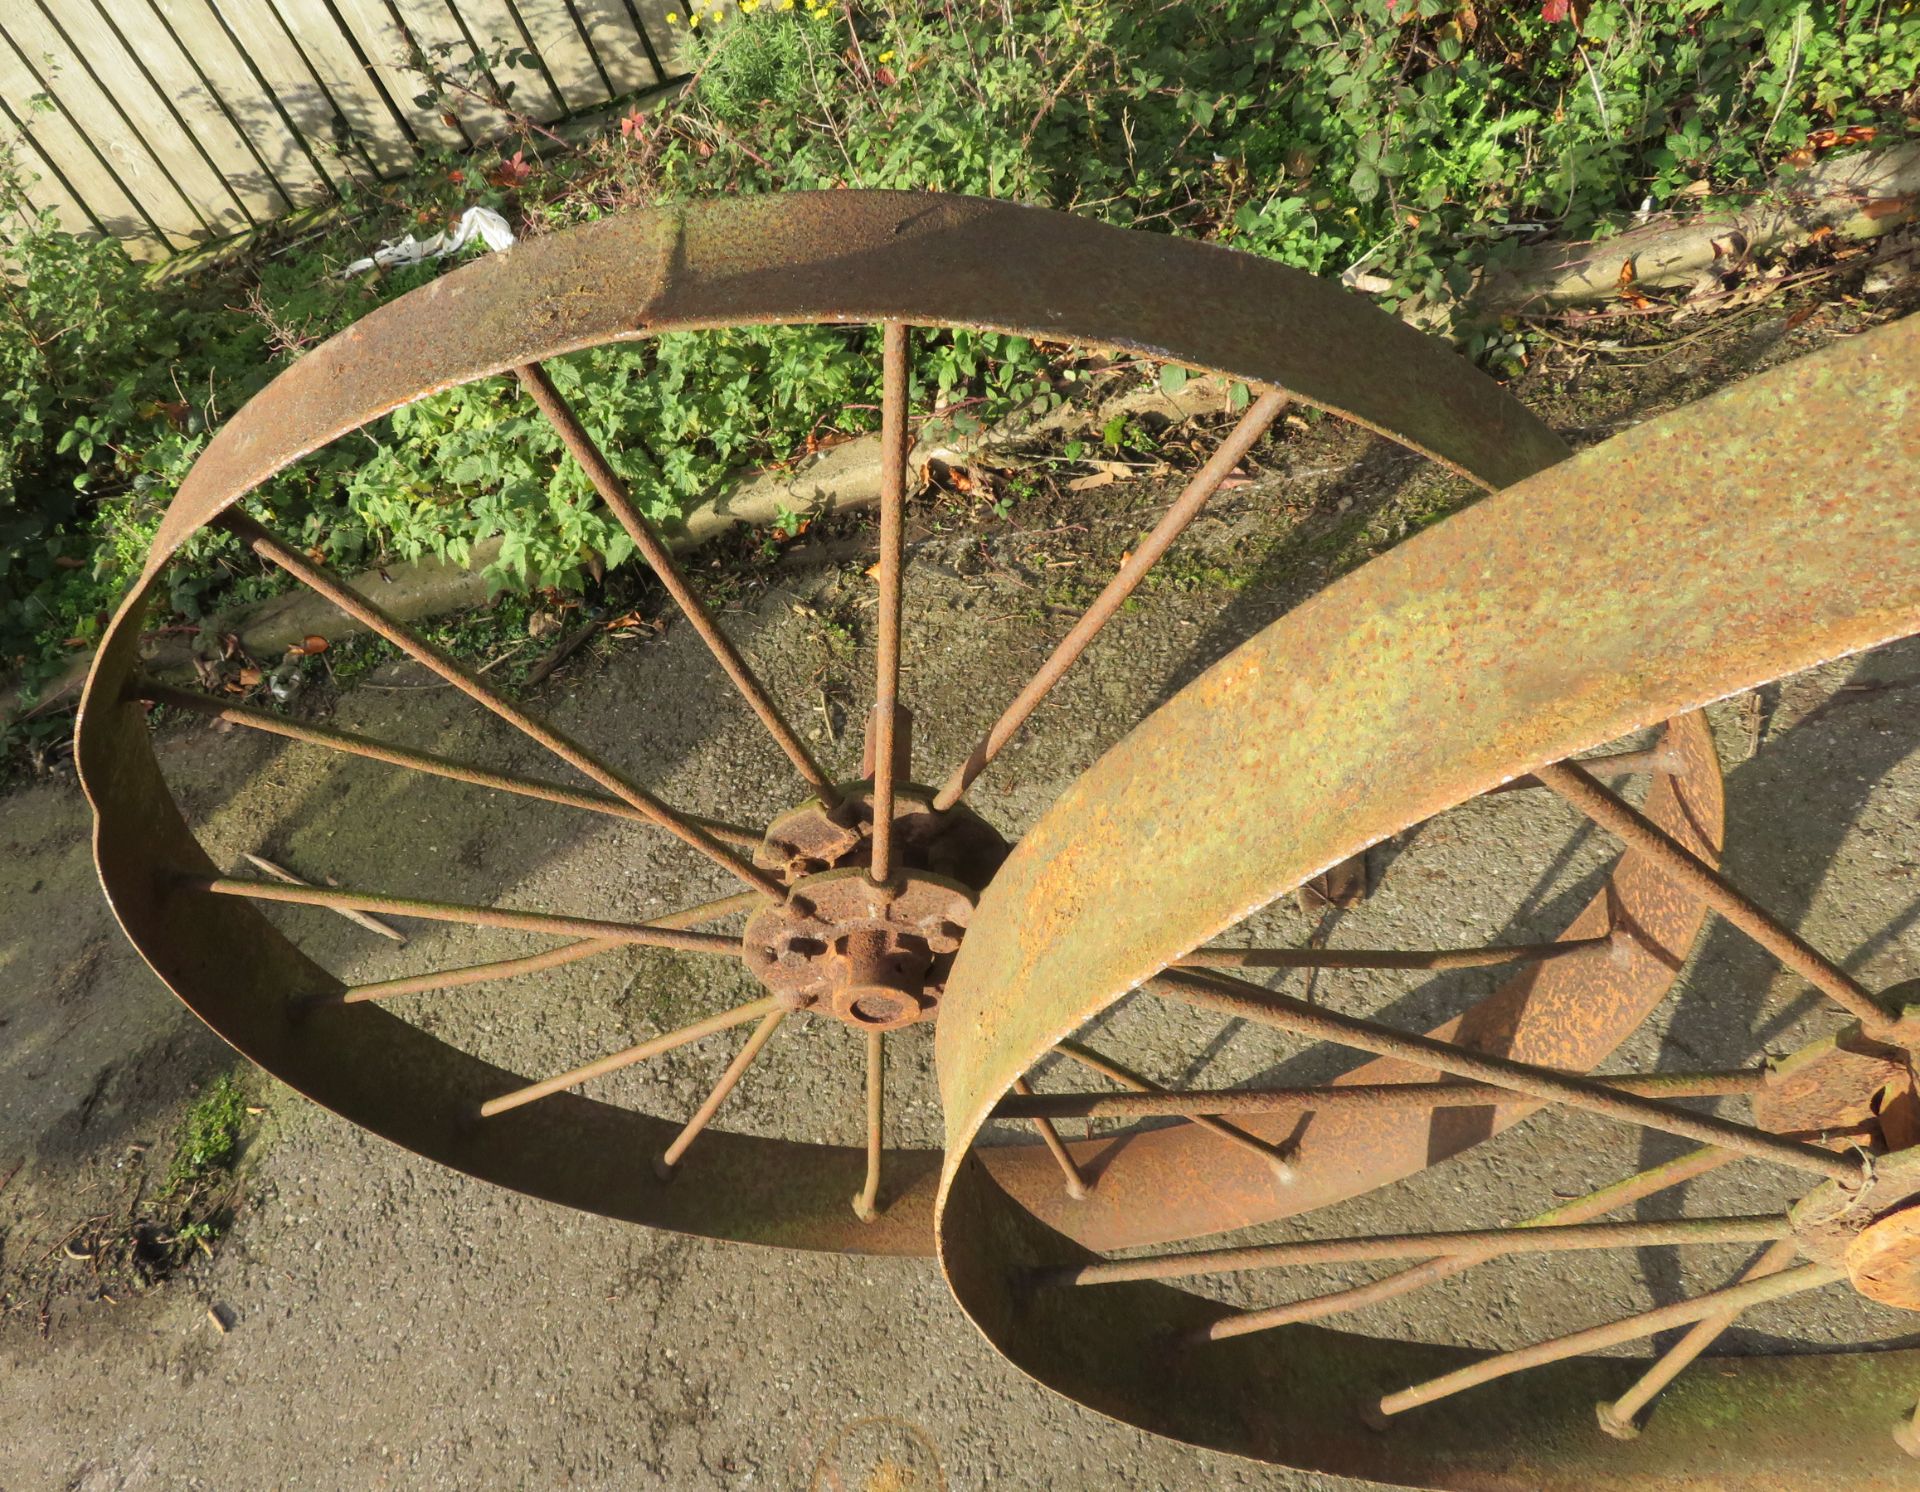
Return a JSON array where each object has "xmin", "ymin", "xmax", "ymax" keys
[{"xmin": 0, "ymin": 600, "xmax": 809, "ymax": 1197}]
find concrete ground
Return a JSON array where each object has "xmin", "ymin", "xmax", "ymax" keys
[{"xmin": 3, "ymin": 305, "xmax": 1918, "ymax": 1490}]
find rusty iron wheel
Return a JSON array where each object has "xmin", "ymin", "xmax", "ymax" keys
[
  {"xmin": 77, "ymin": 192, "xmax": 1608, "ymax": 1260},
  {"xmin": 934, "ymin": 313, "xmax": 1920, "ymax": 1487}
]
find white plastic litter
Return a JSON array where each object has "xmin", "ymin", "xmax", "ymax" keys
[{"xmin": 336, "ymin": 206, "xmax": 516, "ymax": 277}]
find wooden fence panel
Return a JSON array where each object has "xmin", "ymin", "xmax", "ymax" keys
[
  {"xmin": 572, "ymin": 0, "xmax": 662, "ymax": 100},
  {"xmin": 390, "ymin": 0, "xmax": 518, "ymax": 144},
  {"xmin": 0, "ymin": 85, "xmax": 100, "ymax": 235},
  {"xmin": 495, "ymin": 0, "xmax": 614, "ymax": 115},
  {"xmin": 0, "ymin": 0, "xmax": 671, "ymax": 257},
  {"xmin": 144, "ymin": 0, "xmax": 335, "ymax": 215},
  {"xmin": 78, "ymin": 0, "xmax": 289, "ymax": 227},
  {"xmin": 444, "ymin": 0, "xmax": 567, "ymax": 121},
  {"xmin": 43, "ymin": 0, "xmax": 251, "ymax": 239},
  {"xmin": 268, "ymin": 0, "xmax": 441, "ymax": 172},
  {"xmin": 0, "ymin": 5, "xmax": 191, "ymax": 252}
]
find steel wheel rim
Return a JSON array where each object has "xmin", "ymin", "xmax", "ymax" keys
[
  {"xmin": 934, "ymin": 313, "xmax": 1920, "ymax": 1485},
  {"xmin": 82, "ymin": 189, "xmax": 1589, "ymax": 1258}
]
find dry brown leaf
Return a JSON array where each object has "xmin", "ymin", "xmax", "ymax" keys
[{"xmin": 1067, "ymin": 470, "xmax": 1118, "ymax": 492}]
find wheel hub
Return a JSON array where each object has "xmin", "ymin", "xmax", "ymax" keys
[
  {"xmin": 741, "ymin": 784, "xmax": 1010, "ymax": 1031},
  {"xmin": 1763, "ymin": 998, "xmax": 1920, "ymax": 1312}
]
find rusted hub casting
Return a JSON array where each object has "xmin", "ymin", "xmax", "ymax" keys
[
  {"xmin": 1764, "ymin": 1003, "xmax": 1920, "ymax": 1314},
  {"xmin": 743, "ymin": 783, "xmax": 1010, "ymax": 1030},
  {"xmin": 77, "ymin": 191, "xmax": 1579, "ymax": 1262},
  {"xmin": 935, "ymin": 313, "xmax": 1920, "ymax": 1489}
]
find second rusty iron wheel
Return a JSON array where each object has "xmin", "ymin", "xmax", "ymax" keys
[{"xmin": 935, "ymin": 313, "xmax": 1920, "ymax": 1488}]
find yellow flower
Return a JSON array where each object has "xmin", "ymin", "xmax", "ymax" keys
[
  {"xmin": 666, "ymin": 9, "xmax": 679, "ymax": 19},
  {"xmin": 877, "ymin": 49, "xmax": 894, "ymax": 62},
  {"xmin": 779, "ymin": 0, "xmax": 794, "ymax": 8}
]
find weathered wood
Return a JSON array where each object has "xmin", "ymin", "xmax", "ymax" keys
[
  {"xmin": 0, "ymin": 79, "xmax": 101, "ymax": 234},
  {"xmin": 149, "ymin": 0, "xmax": 338, "ymax": 209},
  {"xmin": 392, "ymin": 0, "xmax": 518, "ymax": 144},
  {"xmin": 1466, "ymin": 144, "xmax": 1920, "ymax": 319},
  {"xmin": 0, "ymin": 10, "xmax": 179, "ymax": 249},
  {"xmin": 44, "ymin": 0, "xmax": 251, "ymax": 238},
  {"xmin": 0, "ymin": 0, "xmax": 667, "ymax": 251},
  {"xmin": 326, "ymin": 0, "xmax": 470, "ymax": 152},
  {"xmin": 495, "ymin": 0, "xmax": 613, "ymax": 113},
  {"xmin": 445, "ymin": 0, "xmax": 567, "ymax": 121},
  {"xmin": 194, "ymin": 0, "xmax": 368, "ymax": 194},
  {"xmin": 572, "ymin": 0, "xmax": 661, "ymax": 98}
]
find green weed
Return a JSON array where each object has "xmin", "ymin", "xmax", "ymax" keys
[
  {"xmin": 0, "ymin": 0, "xmax": 1912, "ymax": 742},
  {"xmin": 166, "ymin": 1072, "xmax": 252, "ymax": 1194}
]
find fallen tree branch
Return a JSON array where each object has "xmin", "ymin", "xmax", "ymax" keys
[{"xmin": 1461, "ymin": 142, "xmax": 1920, "ymax": 320}]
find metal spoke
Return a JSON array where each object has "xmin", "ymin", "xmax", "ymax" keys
[
  {"xmin": 1177, "ymin": 932, "xmax": 1611, "ymax": 973},
  {"xmin": 1595, "ymin": 1236, "xmax": 1801, "ymax": 1439},
  {"xmin": 1537, "ymin": 757, "xmax": 1894, "ymax": 1033},
  {"xmin": 308, "ymin": 890, "xmax": 762, "ymax": 1008},
  {"xmin": 196, "ymin": 876, "xmax": 745, "ymax": 955},
  {"xmin": 1373, "ymin": 1260, "xmax": 1844, "ymax": 1420},
  {"xmin": 220, "ymin": 511, "xmax": 784, "ymax": 900},
  {"xmin": 1151, "ymin": 968, "xmax": 1858, "ymax": 1182},
  {"xmin": 867, "ymin": 321, "xmax": 911, "ymax": 885},
  {"xmin": 995, "ymin": 1068, "xmax": 1767, "ymax": 1122},
  {"xmin": 139, "ymin": 684, "xmax": 761, "ymax": 850},
  {"xmin": 480, "ymin": 995, "xmax": 778, "ymax": 1118},
  {"xmin": 1045, "ymin": 1215, "xmax": 1791, "ymax": 1289},
  {"xmin": 515, "ymin": 362, "xmax": 838, "ymax": 804},
  {"xmin": 853, "ymin": 1029, "xmax": 885, "ymax": 1222},
  {"xmin": 655, "ymin": 1006, "xmax": 788, "ymax": 1177},
  {"xmin": 1053, "ymin": 1042, "xmax": 1293, "ymax": 1179},
  {"xmin": 931, "ymin": 387, "xmax": 1290, "ymax": 811},
  {"xmin": 1196, "ymin": 1144, "xmax": 1741, "ymax": 1341},
  {"xmin": 1012, "ymin": 1076, "xmax": 1089, "ymax": 1200}
]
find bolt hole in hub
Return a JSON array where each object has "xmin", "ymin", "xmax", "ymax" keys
[{"xmin": 741, "ymin": 783, "xmax": 1010, "ymax": 1031}]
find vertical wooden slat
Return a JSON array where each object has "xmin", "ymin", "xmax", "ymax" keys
[
  {"xmin": 153, "ymin": 0, "xmax": 340, "ymax": 206},
  {"xmin": 500, "ymin": 0, "xmax": 610, "ymax": 113},
  {"xmin": 569, "ymin": 0, "xmax": 659, "ymax": 96},
  {"xmin": 323, "ymin": 0, "xmax": 471, "ymax": 150},
  {"xmin": 0, "ymin": 17, "xmax": 172, "ymax": 251},
  {"xmin": 443, "ymin": 0, "xmax": 565, "ymax": 121},
  {"xmin": 3, "ymin": 0, "xmax": 679, "ymax": 253},
  {"xmin": 393, "ymin": 0, "xmax": 517, "ymax": 143},
  {"xmin": 45, "ymin": 0, "xmax": 253, "ymax": 236}
]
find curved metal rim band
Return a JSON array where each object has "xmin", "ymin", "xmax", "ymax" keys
[
  {"xmin": 934, "ymin": 312, "xmax": 1920, "ymax": 1485},
  {"xmin": 77, "ymin": 191, "xmax": 1572, "ymax": 1259}
]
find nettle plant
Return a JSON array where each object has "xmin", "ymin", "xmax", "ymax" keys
[{"xmin": 337, "ymin": 325, "xmax": 883, "ymax": 590}]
